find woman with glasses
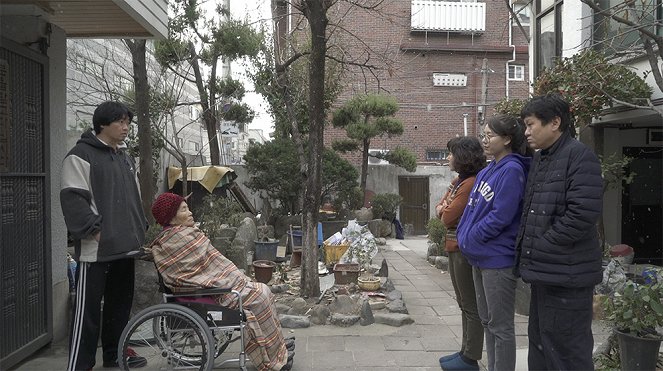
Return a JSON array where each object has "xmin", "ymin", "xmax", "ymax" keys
[
  {"xmin": 456, "ymin": 115, "xmax": 532, "ymax": 371},
  {"xmin": 437, "ymin": 136, "xmax": 486, "ymax": 371}
]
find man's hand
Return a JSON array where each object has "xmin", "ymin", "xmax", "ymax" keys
[{"xmin": 94, "ymin": 231, "xmax": 101, "ymax": 242}]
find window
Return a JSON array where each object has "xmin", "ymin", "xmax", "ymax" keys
[
  {"xmin": 593, "ymin": 0, "xmax": 661, "ymax": 54},
  {"xmin": 177, "ymin": 137, "xmax": 183, "ymax": 148},
  {"xmin": 426, "ymin": 149, "xmax": 448, "ymax": 161},
  {"xmin": 508, "ymin": 64, "xmax": 525, "ymax": 81},
  {"xmin": 190, "ymin": 106, "xmax": 198, "ymax": 120},
  {"xmin": 190, "ymin": 141, "xmax": 199, "ymax": 151},
  {"xmin": 513, "ymin": 2, "xmax": 531, "ymax": 26},
  {"xmin": 535, "ymin": 0, "xmax": 563, "ymax": 77}
]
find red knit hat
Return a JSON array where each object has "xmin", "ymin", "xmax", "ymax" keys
[{"xmin": 152, "ymin": 193, "xmax": 186, "ymax": 226}]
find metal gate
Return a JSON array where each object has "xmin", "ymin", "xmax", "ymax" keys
[
  {"xmin": 398, "ymin": 176, "xmax": 429, "ymax": 235},
  {"xmin": 0, "ymin": 38, "xmax": 52, "ymax": 369}
]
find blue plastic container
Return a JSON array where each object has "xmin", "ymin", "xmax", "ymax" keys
[{"xmin": 288, "ymin": 230, "xmax": 303, "ymax": 247}]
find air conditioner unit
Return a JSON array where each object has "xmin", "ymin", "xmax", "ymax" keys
[{"xmin": 368, "ymin": 149, "xmax": 390, "ymax": 165}]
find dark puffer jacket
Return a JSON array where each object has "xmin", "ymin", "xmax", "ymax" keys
[{"xmin": 515, "ymin": 133, "xmax": 603, "ymax": 288}]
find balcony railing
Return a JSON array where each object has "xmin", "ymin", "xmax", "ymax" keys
[{"xmin": 411, "ymin": 0, "xmax": 486, "ymax": 33}]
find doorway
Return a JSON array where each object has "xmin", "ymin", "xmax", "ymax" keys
[
  {"xmin": 622, "ymin": 146, "xmax": 663, "ymax": 264},
  {"xmin": 398, "ymin": 176, "xmax": 429, "ymax": 235}
]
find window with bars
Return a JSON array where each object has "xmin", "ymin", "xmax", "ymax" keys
[{"xmin": 426, "ymin": 149, "xmax": 448, "ymax": 161}]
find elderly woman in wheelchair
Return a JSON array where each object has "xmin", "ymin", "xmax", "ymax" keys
[{"xmin": 117, "ymin": 192, "xmax": 294, "ymax": 371}]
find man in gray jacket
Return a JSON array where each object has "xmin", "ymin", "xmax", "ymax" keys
[
  {"xmin": 61, "ymin": 101, "xmax": 147, "ymax": 370},
  {"xmin": 516, "ymin": 94, "xmax": 603, "ymax": 370}
]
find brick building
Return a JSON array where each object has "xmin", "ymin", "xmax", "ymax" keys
[{"xmin": 324, "ymin": 0, "xmax": 531, "ymax": 163}]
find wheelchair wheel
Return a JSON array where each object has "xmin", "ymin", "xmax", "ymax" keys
[{"xmin": 118, "ymin": 303, "xmax": 215, "ymax": 370}]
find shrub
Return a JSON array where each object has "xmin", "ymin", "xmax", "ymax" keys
[
  {"xmin": 426, "ymin": 217, "xmax": 446, "ymax": 246},
  {"xmin": 370, "ymin": 193, "xmax": 402, "ymax": 221},
  {"xmin": 333, "ymin": 186, "xmax": 364, "ymax": 212},
  {"xmin": 194, "ymin": 194, "xmax": 244, "ymax": 240}
]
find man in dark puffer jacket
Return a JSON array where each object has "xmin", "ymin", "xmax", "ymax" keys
[{"xmin": 516, "ymin": 94, "xmax": 603, "ymax": 370}]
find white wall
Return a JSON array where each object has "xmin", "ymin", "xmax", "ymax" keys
[{"xmin": 49, "ymin": 24, "xmax": 71, "ymax": 341}]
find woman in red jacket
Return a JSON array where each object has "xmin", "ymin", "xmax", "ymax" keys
[{"xmin": 436, "ymin": 137, "xmax": 486, "ymax": 371}]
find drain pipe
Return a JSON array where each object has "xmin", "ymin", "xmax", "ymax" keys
[{"xmin": 506, "ymin": 4, "xmax": 516, "ymax": 99}]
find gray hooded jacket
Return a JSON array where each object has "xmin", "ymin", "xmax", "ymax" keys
[{"xmin": 61, "ymin": 130, "xmax": 146, "ymax": 262}]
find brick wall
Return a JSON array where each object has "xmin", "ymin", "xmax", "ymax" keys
[{"xmin": 321, "ymin": 0, "xmax": 531, "ymax": 164}]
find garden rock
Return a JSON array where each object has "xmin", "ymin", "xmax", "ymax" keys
[
  {"xmin": 329, "ymin": 314, "xmax": 360, "ymax": 327},
  {"xmin": 270, "ymin": 284, "xmax": 289, "ymax": 294},
  {"xmin": 132, "ymin": 260, "xmax": 161, "ymax": 314},
  {"xmin": 275, "ymin": 303, "xmax": 291, "ymax": 315},
  {"xmin": 374, "ymin": 313, "xmax": 414, "ymax": 327},
  {"xmin": 287, "ymin": 297, "xmax": 309, "ymax": 315},
  {"xmin": 328, "ymin": 294, "xmax": 358, "ymax": 315},
  {"xmin": 228, "ymin": 217, "xmax": 257, "ymax": 270},
  {"xmin": 387, "ymin": 299, "xmax": 408, "ymax": 314},
  {"xmin": 359, "ymin": 299, "xmax": 375, "ymax": 326},
  {"xmin": 368, "ymin": 300, "xmax": 386, "ymax": 311},
  {"xmin": 386, "ymin": 289, "xmax": 402, "ymax": 301},
  {"xmin": 218, "ymin": 227, "xmax": 237, "ymax": 240},
  {"xmin": 309, "ymin": 304, "xmax": 330, "ymax": 325},
  {"xmin": 427, "ymin": 242, "xmax": 440, "ymax": 257},
  {"xmin": 354, "ymin": 208, "xmax": 373, "ymax": 222},
  {"xmin": 376, "ymin": 258, "xmax": 389, "ymax": 277},
  {"xmin": 279, "ymin": 315, "xmax": 310, "ymax": 328},
  {"xmin": 435, "ymin": 256, "xmax": 449, "ymax": 270},
  {"xmin": 382, "ymin": 279, "xmax": 396, "ymax": 293},
  {"xmin": 368, "ymin": 219, "xmax": 392, "ymax": 238},
  {"xmin": 211, "ymin": 237, "xmax": 232, "ymax": 255}
]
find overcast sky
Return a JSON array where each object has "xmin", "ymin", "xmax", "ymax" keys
[{"xmin": 229, "ymin": 0, "xmax": 274, "ymax": 137}]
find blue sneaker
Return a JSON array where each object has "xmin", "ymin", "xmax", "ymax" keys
[
  {"xmin": 439, "ymin": 351, "xmax": 461, "ymax": 367},
  {"xmin": 440, "ymin": 354, "xmax": 479, "ymax": 371}
]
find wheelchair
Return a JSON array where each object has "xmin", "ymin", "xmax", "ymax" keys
[{"xmin": 117, "ymin": 281, "xmax": 249, "ymax": 370}]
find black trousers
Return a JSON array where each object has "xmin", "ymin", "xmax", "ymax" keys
[
  {"xmin": 68, "ymin": 259, "xmax": 135, "ymax": 371},
  {"xmin": 527, "ymin": 284, "xmax": 595, "ymax": 371}
]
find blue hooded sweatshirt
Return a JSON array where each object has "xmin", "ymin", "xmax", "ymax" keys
[{"xmin": 457, "ymin": 153, "xmax": 531, "ymax": 269}]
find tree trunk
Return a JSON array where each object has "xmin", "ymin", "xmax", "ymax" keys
[
  {"xmin": 127, "ymin": 39, "xmax": 155, "ymax": 221},
  {"xmin": 360, "ymin": 138, "xmax": 370, "ymax": 205},
  {"xmin": 203, "ymin": 110, "xmax": 221, "ymax": 165},
  {"xmin": 188, "ymin": 41, "xmax": 221, "ymax": 166},
  {"xmin": 299, "ymin": 0, "xmax": 329, "ymax": 298}
]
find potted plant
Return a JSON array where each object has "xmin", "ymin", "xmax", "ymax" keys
[
  {"xmin": 602, "ymin": 269, "xmax": 663, "ymax": 371},
  {"xmin": 344, "ymin": 225, "xmax": 380, "ymax": 290}
]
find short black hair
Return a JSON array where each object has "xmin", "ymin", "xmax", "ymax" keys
[
  {"xmin": 520, "ymin": 93, "xmax": 576, "ymax": 138},
  {"xmin": 447, "ymin": 136, "xmax": 486, "ymax": 177},
  {"xmin": 92, "ymin": 101, "xmax": 133, "ymax": 134}
]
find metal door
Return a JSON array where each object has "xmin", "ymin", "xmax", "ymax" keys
[
  {"xmin": 398, "ymin": 176, "xmax": 429, "ymax": 235},
  {"xmin": 622, "ymin": 146, "xmax": 663, "ymax": 265},
  {"xmin": 0, "ymin": 38, "xmax": 52, "ymax": 369}
]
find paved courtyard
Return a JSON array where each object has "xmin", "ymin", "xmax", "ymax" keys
[{"xmin": 14, "ymin": 236, "xmax": 611, "ymax": 370}]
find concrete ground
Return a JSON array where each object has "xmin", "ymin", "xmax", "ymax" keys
[{"xmin": 14, "ymin": 236, "xmax": 611, "ymax": 370}]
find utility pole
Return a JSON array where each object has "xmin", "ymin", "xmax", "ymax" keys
[{"xmin": 480, "ymin": 58, "xmax": 488, "ymax": 130}]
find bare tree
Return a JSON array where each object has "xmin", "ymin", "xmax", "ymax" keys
[
  {"xmin": 67, "ymin": 39, "xmax": 212, "ymax": 198},
  {"xmin": 125, "ymin": 39, "xmax": 156, "ymax": 220},
  {"xmin": 582, "ymin": 0, "xmax": 662, "ymax": 95}
]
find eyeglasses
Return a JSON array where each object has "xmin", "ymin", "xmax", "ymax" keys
[{"xmin": 479, "ymin": 132, "xmax": 497, "ymax": 142}]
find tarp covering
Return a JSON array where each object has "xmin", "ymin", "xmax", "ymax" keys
[{"xmin": 167, "ymin": 165, "xmax": 237, "ymax": 194}]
